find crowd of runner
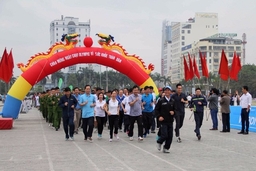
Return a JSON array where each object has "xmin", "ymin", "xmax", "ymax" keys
[{"xmin": 33, "ymin": 83, "xmax": 252, "ymax": 153}]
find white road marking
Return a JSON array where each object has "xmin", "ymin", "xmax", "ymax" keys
[
  {"xmin": 72, "ymin": 141, "xmax": 101, "ymax": 171},
  {"xmin": 39, "ymin": 114, "xmax": 54, "ymax": 171},
  {"xmin": 94, "ymin": 142, "xmax": 135, "ymax": 171},
  {"xmin": 120, "ymin": 139, "xmax": 187, "ymax": 171}
]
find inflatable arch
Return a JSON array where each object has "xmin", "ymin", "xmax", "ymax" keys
[{"xmin": 2, "ymin": 34, "xmax": 158, "ymax": 118}]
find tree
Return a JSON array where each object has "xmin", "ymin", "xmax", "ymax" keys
[
  {"xmin": 151, "ymin": 72, "xmax": 163, "ymax": 87},
  {"xmin": 66, "ymin": 73, "xmax": 78, "ymax": 89},
  {"xmin": 51, "ymin": 70, "xmax": 64, "ymax": 86},
  {"xmin": 161, "ymin": 76, "xmax": 172, "ymax": 86}
]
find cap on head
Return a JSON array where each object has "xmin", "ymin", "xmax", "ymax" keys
[
  {"xmin": 158, "ymin": 87, "xmax": 163, "ymax": 91},
  {"xmin": 164, "ymin": 86, "xmax": 172, "ymax": 91}
]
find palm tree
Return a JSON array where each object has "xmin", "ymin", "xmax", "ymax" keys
[
  {"xmin": 161, "ymin": 76, "xmax": 172, "ymax": 86},
  {"xmin": 151, "ymin": 72, "xmax": 163, "ymax": 87}
]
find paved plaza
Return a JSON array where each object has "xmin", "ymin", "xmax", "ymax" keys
[{"xmin": 0, "ymin": 106, "xmax": 256, "ymax": 171}]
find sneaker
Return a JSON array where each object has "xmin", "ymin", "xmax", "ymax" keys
[
  {"xmin": 138, "ymin": 136, "xmax": 143, "ymax": 141},
  {"xmin": 109, "ymin": 139, "xmax": 113, "ymax": 142},
  {"xmin": 157, "ymin": 143, "xmax": 162, "ymax": 151},
  {"xmin": 177, "ymin": 137, "xmax": 181, "ymax": 143},
  {"xmin": 143, "ymin": 134, "xmax": 147, "ymax": 138},
  {"xmin": 197, "ymin": 135, "xmax": 201, "ymax": 141},
  {"xmin": 88, "ymin": 137, "xmax": 93, "ymax": 143},
  {"xmin": 163, "ymin": 148, "xmax": 170, "ymax": 153},
  {"xmin": 70, "ymin": 137, "xmax": 74, "ymax": 141},
  {"xmin": 129, "ymin": 137, "xmax": 134, "ymax": 141},
  {"xmin": 114, "ymin": 134, "xmax": 119, "ymax": 140},
  {"xmin": 65, "ymin": 135, "xmax": 69, "ymax": 141},
  {"xmin": 151, "ymin": 130, "xmax": 156, "ymax": 133},
  {"xmin": 119, "ymin": 129, "xmax": 122, "ymax": 132},
  {"xmin": 65, "ymin": 138, "xmax": 69, "ymax": 141},
  {"xmin": 98, "ymin": 134, "xmax": 102, "ymax": 139}
]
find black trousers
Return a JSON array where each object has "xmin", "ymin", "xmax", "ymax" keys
[
  {"xmin": 174, "ymin": 114, "xmax": 185, "ymax": 137},
  {"xmin": 96, "ymin": 116, "xmax": 105, "ymax": 135},
  {"xmin": 123, "ymin": 114, "xmax": 130, "ymax": 132},
  {"xmin": 157, "ymin": 123, "xmax": 173, "ymax": 150},
  {"xmin": 109, "ymin": 115, "xmax": 119, "ymax": 139},
  {"xmin": 222, "ymin": 113, "xmax": 230, "ymax": 132},
  {"xmin": 194, "ymin": 112, "xmax": 204, "ymax": 136},
  {"xmin": 241, "ymin": 109, "xmax": 250, "ymax": 132},
  {"xmin": 118, "ymin": 110, "xmax": 124, "ymax": 130},
  {"xmin": 128, "ymin": 115, "xmax": 143, "ymax": 137},
  {"xmin": 142, "ymin": 112, "xmax": 153, "ymax": 133},
  {"xmin": 82, "ymin": 117, "xmax": 94, "ymax": 139},
  {"xmin": 63, "ymin": 115, "xmax": 74, "ymax": 138}
]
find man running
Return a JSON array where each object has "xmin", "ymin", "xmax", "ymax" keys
[{"xmin": 171, "ymin": 83, "xmax": 188, "ymax": 143}]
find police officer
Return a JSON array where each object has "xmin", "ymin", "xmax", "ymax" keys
[
  {"xmin": 58, "ymin": 87, "xmax": 78, "ymax": 140},
  {"xmin": 53, "ymin": 87, "xmax": 62, "ymax": 131},
  {"xmin": 47, "ymin": 88, "xmax": 55, "ymax": 127},
  {"xmin": 189, "ymin": 88, "xmax": 207, "ymax": 140}
]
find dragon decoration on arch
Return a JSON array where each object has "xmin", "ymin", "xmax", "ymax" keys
[
  {"xmin": 17, "ymin": 33, "xmax": 80, "ymax": 72},
  {"xmin": 17, "ymin": 32, "xmax": 154, "ymax": 75},
  {"xmin": 95, "ymin": 33, "xmax": 154, "ymax": 74}
]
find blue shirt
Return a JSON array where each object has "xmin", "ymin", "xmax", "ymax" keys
[
  {"xmin": 80, "ymin": 93, "xmax": 96, "ymax": 118},
  {"xmin": 73, "ymin": 94, "xmax": 81, "ymax": 109},
  {"xmin": 142, "ymin": 93, "xmax": 153, "ymax": 112}
]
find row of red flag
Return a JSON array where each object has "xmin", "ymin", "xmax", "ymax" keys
[
  {"xmin": 184, "ymin": 50, "xmax": 242, "ymax": 81},
  {"xmin": 219, "ymin": 49, "xmax": 242, "ymax": 81},
  {"xmin": 0, "ymin": 48, "xmax": 14, "ymax": 83}
]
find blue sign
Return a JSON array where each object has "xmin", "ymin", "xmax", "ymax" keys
[
  {"xmin": 230, "ymin": 106, "xmax": 256, "ymax": 132},
  {"xmin": 181, "ymin": 44, "xmax": 192, "ymax": 51}
]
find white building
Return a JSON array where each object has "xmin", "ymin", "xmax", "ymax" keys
[
  {"xmin": 161, "ymin": 20, "xmax": 172, "ymax": 76},
  {"xmin": 50, "ymin": 15, "xmax": 100, "ymax": 73},
  {"xmin": 181, "ymin": 33, "xmax": 243, "ymax": 79},
  {"xmin": 170, "ymin": 12, "xmax": 219, "ymax": 83}
]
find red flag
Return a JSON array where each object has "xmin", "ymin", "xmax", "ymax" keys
[
  {"xmin": 219, "ymin": 49, "xmax": 229, "ymax": 80},
  {"xmin": 199, "ymin": 51, "xmax": 209, "ymax": 78},
  {"xmin": 193, "ymin": 55, "xmax": 200, "ymax": 79},
  {"xmin": 230, "ymin": 52, "xmax": 242, "ymax": 81},
  {"xmin": 6, "ymin": 49, "xmax": 14, "ymax": 82},
  {"xmin": 188, "ymin": 53, "xmax": 194, "ymax": 79},
  {"xmin": 0, "ymin": 48, "xmax": 9, "ymax": 82},
  {"xmin": 183, "ymin": 56, "xmax": 190, "ymax": 81}
]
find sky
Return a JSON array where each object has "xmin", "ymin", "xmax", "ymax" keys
[{"xmin": 0, "ymin": 0, "xmax": 256, "ymax": 77}]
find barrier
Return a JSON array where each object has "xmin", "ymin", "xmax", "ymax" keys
[{"xmin": 230, "ymin": 106, "xmax": 256, "ymax": 132}]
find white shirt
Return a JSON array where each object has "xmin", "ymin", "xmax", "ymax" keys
[
  {"xmin": 152, "ymin": 93, "xmax": 156, "ymax": 109},
  {"xmin": 240, "ymin": 92, "xmax": 252, "ymax": 109},
  {"xmin": 122, "ymin": 96, "xmax": 131, "ymax": 115},
  {"xmin": 107, "ymin": 99, "xmax": 119, "ymax": 115},
  {"xmin": 95, "ymin": 100, "xmax": 106, "ymax": 117},
  {"xmin": 187, "ymin": 95, "xmax": 192, "ymax": 101}
]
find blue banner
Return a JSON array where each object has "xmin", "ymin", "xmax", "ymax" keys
[{"xmin": 230, "ymin": 106, "xmax": 256, "ymax": 132}]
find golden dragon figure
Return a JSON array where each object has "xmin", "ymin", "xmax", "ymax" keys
[
  {"xmin": 17, "ymin": 33, "xmax": 80, "ymax": 72},
  {"xmin": 96, "ymin": 33, "xmax": 154, "ymax": 74}
]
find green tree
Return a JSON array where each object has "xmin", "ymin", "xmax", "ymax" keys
[
  {"xmin": 51, "ymin": 70, "xmax": 64, "ymax": 86},
  {"xmin": 66, "ymin": 73, "xmax": 78, "ymax": 89},
  {"xmin": 161, "ymin": 76, "xmax": 172, "ymax": 86}
]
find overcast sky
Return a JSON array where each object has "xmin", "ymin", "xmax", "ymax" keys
[{"xmin": 0, "ymin": 0, "xmax": 255, "ymax": 77}]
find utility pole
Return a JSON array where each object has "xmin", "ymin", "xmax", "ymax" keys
[{"xmin": 106, "ymin": 66, "xmax": 108, "ymax": 91}]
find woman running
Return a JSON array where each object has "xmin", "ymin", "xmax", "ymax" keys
[
  {"xmin": 95, "ymin": 92, "xmax": 106, "ymax": 139},
  {"xmin": 104, "ymin": 90, "xmax": 120, "ymax": 142}
]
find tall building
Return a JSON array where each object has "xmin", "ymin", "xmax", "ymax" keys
[
  {"xmin": 161, "ymin": 20, "xmax": 172, "ymax": 76},
  {"xmin": 181, "ymin": 33, "xmax": 243, "ymax": 78},
  {"xmin": 169, "ymin": 12, "xmax": 219, "ymax": 83},
  {"xmin": 50, "ymin": 15, "xmax": 100, "ymax": 73}
]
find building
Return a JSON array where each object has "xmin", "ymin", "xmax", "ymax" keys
[
  {"xmin": 169, "ymin": 12, "xmax": 219, "ymax": 83},
  {"xmin": 50, "ymin": 15, "xmax": 100, "ymax": 74},
  {"xmin": 181, "ymin": 33, "xmax": 243, "ymax": 79},
  {"xmin": 161, "ymin": 20, "xmax": 172, "ymax": 76}
]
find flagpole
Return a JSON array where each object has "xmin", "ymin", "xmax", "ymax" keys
[{"xmin": 226, "ymin": 77, "xmax": 230, "ymax": 90}]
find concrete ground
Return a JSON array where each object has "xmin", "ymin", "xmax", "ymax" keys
[{"xmin": 0, "ymin": 107, "xmax": 256, "ymax": 171}]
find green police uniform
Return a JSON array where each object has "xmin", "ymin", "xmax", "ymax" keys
[
  {"xmin": 46, "ymin": 94, "xmax": 54, "ymax": 124},
  {"xmin": 52, "ymin": 93, "xmax": 62, "ymax": 130}
]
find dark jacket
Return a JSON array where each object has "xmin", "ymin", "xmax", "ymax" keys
[
  {"xmin": 58, "ymin": 95, "xmax": 78, "ymax": 117},
  {"xmin": 155, "ymin": 96, "xmax": 175, "ymax": 124},
  {"xmin": 220, "ymin": 95, "xmax": 230, "ymax": 113},
  {"xmin": 190, "ymin": 95, "xmax": 207, "ymax": 113},
  {"xmin": 207, "ymin": 94, "xmax": 219, "ymax": 110}
]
